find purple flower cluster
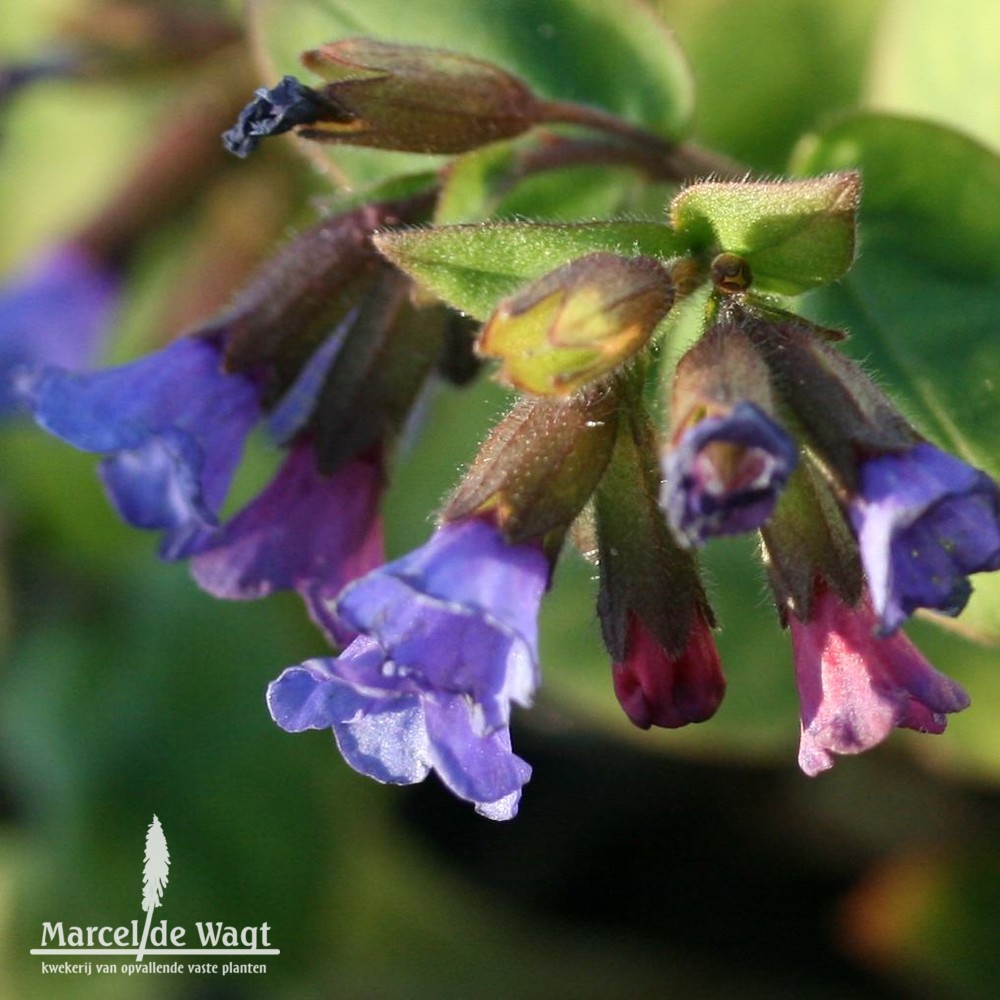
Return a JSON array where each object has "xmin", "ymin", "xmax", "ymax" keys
[{"xmin": 7, "ymin": 137, "xmax": 999, "ymax": 819}]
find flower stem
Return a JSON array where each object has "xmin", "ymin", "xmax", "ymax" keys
[{"xmin": 533, "ymin": 98, "xmax": 745, "ymax": 181}]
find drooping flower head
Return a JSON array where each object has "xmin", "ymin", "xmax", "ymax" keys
[
  {"xmin": 791, "ymin": 579, "xmax": 970, "ymax": 776},
  {"xmin": 26, "ymin": 334, "xmax": 261, "ymax": 558},
  {"xmin": 190, "ymin": 439, "xmax": 385, "ymax": 645},
  {"xmin": 0, "ymin": 243, "xmax": 120, "ymax": 415},
  {"xmin": 267, "ymin": 515, "xmax": 548, "ymax": 818},
  {"xmin": 662, "ymin": 400, "xmax": 798, "ymax": 547},
  {"xmin": 849, "ymin": 443, "xmax": 1000, "ymax": 634}
]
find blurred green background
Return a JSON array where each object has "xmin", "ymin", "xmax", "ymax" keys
[{"xmin": 1, "ymin": 1, "xmax": 998, "ymax": 997}]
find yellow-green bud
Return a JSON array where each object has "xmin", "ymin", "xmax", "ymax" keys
[{"xmin": 477, "ymin": 252, "xmax": 674, "ymax": 396}]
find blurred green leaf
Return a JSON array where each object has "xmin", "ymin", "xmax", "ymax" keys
[
  {"xmin": 866, "ymin": 0, "xmax": 1000, "ymax": 151},
  {"xmin": 669, "ymin": 172, "xmax": 860, "ymax": 294},
  {"xmin": 792, "ymin": 114, "xmax": 1000, "ymax": 642},
  {"xmin": 376, "ymin": 220, "xmax": 684, "ymax": 320},
  {"xmin": 657, "ymin": 0, "xmax": 885, "ymax": 171},
  {"xmin": 435, "ymin": 139, "xmax": 647, "ymax": 226},
  {"xmin": 251, "ymin": 0, "xmax": 694, "ymax": 186}
]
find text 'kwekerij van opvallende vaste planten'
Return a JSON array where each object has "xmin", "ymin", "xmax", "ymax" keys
[{"xmin": 1, "ymin": 0, "xmax": 997, "ymax": 820}]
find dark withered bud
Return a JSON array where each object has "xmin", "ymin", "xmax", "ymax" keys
[
  {"xmin": 222, "ymin": 75, "xmax": 350, "ymax": 158},
  {"xmin": 662, "ymin": 323, "xmax": 797, "ymax": 547},
  {"xmin": 224, "ymin": 39, "xmax": 542, "ymax": 157},
  {"xmin": 300, "ymin": 38, "xmax": 541, "ymax": 153},
  {"xmin": 478, "ymin": 253, "xmax": 674, "ymax": 397},
  {"xmin": 445, "ymin": 384, "xmax": 619, "ymax": 545}
]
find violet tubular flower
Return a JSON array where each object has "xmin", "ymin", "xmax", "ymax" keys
[
  {"xmin": 190, "ymin": 439, "xmax": 384, "ymax": 645},
  {"xmin": 267, "ymin": 637, "xmax": 531, "ymax": 820},
  {"xmin": 267, "ymin": 516, "xmax": 547, "ymax": 817},
  {"xmin": 662, "ymin": 401, "xmax": 798, "ymax": 547},
  {"xmin": 791, "ymin": 581, "xmax": 970, "ymax": 775},
  {"xmin": 0, "ymin": 244, "xmax": 119, "ymax": 415},
  {"xmin": 334, "ymin": 516, "xmax": 548, "ymax": 731},
  {"xmin": 849, "ymin": 443, "xmax": 1000, "ymax": 634},
  {"xmin": 26, "ymin": 335, "xmax": 261, "ymax": 558}
]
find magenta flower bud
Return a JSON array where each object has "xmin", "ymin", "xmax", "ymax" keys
[
  {"xmin": 612, "ymin": 610, "xmax": 725, "ymax": 730},
  {"xmin": 662, "ymin": 401, "xmax": 798, "ymax": 547},
  {"xmin": 849, "ymin": 442, "xmax": 1000, "ymax": 634},
  {"xmin": 791, "ymin": 580, "xmax": 970, "ymax": 776}
]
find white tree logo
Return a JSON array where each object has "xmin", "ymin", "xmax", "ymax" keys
[{"xmin": 136, "ymin": 815, "xmax": 170, "ymax": 960}]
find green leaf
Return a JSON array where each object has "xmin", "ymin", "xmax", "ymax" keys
[
  {"xmin": 792, "ymin": 114, "xmax": 1000, "ymax": 642},
  {"xmin": 792, "ymin": 115, "xmax": 1000, "ymax": 280},
  {"xmin": 865, "ymin": 0, "xmax": 1000, "ymax": 151},
  {"xmin": 434, "ymin": 139, "xmax": 649, "ymax": 226},
  {"xmin": 250, "ymin": 0, "xmax": 694, "ymax": 186},
  {"xmin": 375, "ymin": 220, "xmax": 686, "ymax": 320},
  {"xmin": 669, "ymin": 172, "xmax": 860, "ymax": 295},
  {"xmin": 662, "ymin": 0, "xmax": 885, "ymax": 171}
]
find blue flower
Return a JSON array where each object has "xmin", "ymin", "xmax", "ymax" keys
[
  {"xmin": 849, "ymin": 442, "xmax": 1000, "ymax": 633},
  {"xmin": 268, "ymin": 636, "xmax": 531, "ymax": 820},
  {"xmin": 26, "ymin": 335, "xmax": 261, "ymax": 559},
  {"xmin": 0, "ymin": 243, "xmax": 119, "ymax": 415},
  {"xmin": 266, "ymin": 516, "xmax": 548, "ymax": 817},
  {"xmin": 190, "ymin": 440, "xmax": 385, "ymax": 645},
  {"xmin": 333, "ymin": 517, "xmax": 548, "ymax": 731},
  {"xmin": 661, "ymin": 401, "xmax": 798, "ymax": 547}
]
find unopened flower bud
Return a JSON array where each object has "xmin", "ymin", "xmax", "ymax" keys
[
  {"xmin": 613, "ymin": 609, "xmax": 724, "ymax": 729},
  {"xmin": 445, "ymin": 384, "xmax": 619, "ymax": 544},
  {"xmin": 225, "ymin": 39, "xmax": 542, "ymax": 157},
  {"xmin": 477, "ymin": 253, "xmax": 674, "ymax": 396}
]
